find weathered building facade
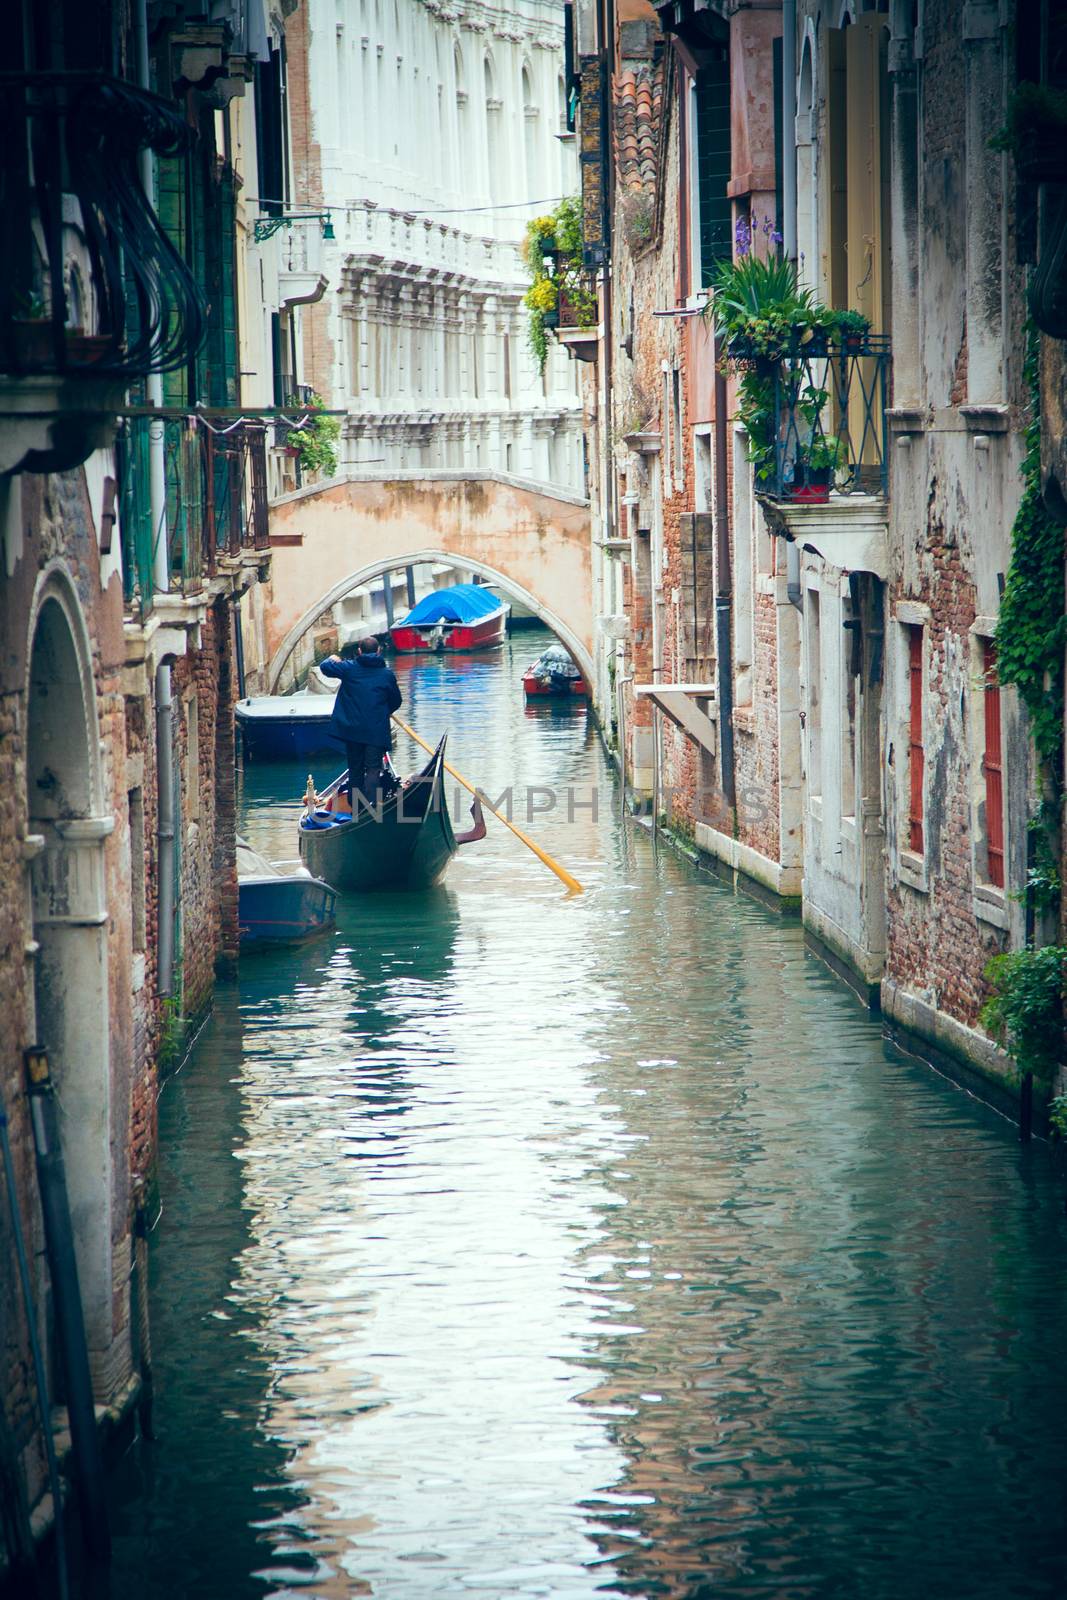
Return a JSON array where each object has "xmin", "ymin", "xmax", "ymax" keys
[
  {"xmin": 569, "ymin": 0, "xmax": 1060, "ymax": 1113},
  {"xmin": 0, "ymin": 0, "xmax": 295, "ymax": 1572},
  {"xmin": 290, "ymin": 0, "xmax": 583, "ymax": 491}
]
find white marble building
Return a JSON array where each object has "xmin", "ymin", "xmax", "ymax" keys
[{"xmin": 304, "ymin": 0, "xmax": 583, "ymax": 492}]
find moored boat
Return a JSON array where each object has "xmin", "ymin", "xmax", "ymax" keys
[
  {"xmin": 522, "ymin": 644, "xmax": 588, "ymax": 699},
  {"xmin": 390, "ymin": 583, "xmax": 509, "ymax": 653},
  {"xmin": 237, "ymin": 837, "xmax": 337, "ymax": 946},
  {"xmin": 235, "ymin": 692, "xmax": 337, "ymax": 761},
  {"xmin": 298, "ymin": 737, "xmax": 485, "ymax": 891}
]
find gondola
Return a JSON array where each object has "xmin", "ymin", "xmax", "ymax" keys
[{"xmin": 297, "ymin": 736, "xmax": 485, "ymax": 891}]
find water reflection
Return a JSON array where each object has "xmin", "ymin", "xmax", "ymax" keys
[{"xmin": 103, "ymin": 629, "xmax": 1067, "ymax": 1600}]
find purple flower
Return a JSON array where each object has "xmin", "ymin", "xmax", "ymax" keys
[{"xmin": 735, "ymin": 214, "xmax": 752, "ymax": 257}]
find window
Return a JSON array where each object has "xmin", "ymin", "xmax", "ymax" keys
[
  {"xmin": 841, "ymin": 597, "xmax": 857, "ymax": 821},
  {"xmin": 671, "ymin": 368, "xmax": 683, "ymax": 493},
  {"xmin": 661, "ymin": 366, "xmax": 672, "ymax": 489},
  {"xmin": 982, "ymin": 638, "xmax": 1004, "ymax": 888},
  {"xmin": 732, "ymin": 424, "xmax": 753, "ymax": 705},
  {"xmin": 907, "ymin": 626, "xmax": 924, "ymax": 855},
  {"xmin": 807, "ymin": 589, "xmax": 822, "ymax": 801},
  {"xmin": 694, "ymin": 50, "xmax": 732, "ymax": 289}
]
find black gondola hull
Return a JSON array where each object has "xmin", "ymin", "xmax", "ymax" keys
[{"xmin": 297, "ymin": 739, "xmax": 456, "ymax": 891}]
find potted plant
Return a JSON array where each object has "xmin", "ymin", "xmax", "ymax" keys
[
  {"xmin": 800, "ymin": 304, "xmax": 837, "ymax": 357},
  {"xmin": 791, "ymin": 432, "xmax": 842, "ymax": 502},
  {"xmin": 285, "ymin": 394, "xmax": 341, "ymax": 479},
  {"xmin": 522, "ymin": 196, "xmax": 590, "ymax": 371},
  {"xmin": 834, "ymin": 308, "xmax": 871, "ymax": 353}
]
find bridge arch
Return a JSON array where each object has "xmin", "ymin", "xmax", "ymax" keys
[
  {"xmin": 258, "ymin": 470, "xmax": 592, "ymax": 693},
  {"xmin": 268, "ymin": 547, "xmax": 592, "ymax": 691}
]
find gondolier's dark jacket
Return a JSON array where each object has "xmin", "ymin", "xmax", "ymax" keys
[{"xmin": 320, "ymin": 654, "xmax": 402, "ymax": 748}]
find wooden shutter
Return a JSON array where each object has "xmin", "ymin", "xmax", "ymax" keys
[
  {"xmin": 908, "ymin": 627, "xmax": 924, "ymax": 855},
  {"xmin": 983, "ymin": 639, "xmax": 1004, "ymax": 888},
  {"xmin": 678, "ymin": 512, "xmax": 716, "ymax": 677}
]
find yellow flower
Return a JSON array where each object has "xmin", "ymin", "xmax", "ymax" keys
[{"xmin": 525, "ymin": 278, "xmax": 558, "ymax": 313}]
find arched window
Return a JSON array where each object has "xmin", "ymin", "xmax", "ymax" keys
[
  {"xmin": 455, "ymin": 40, "xmax": 469, "ymax": 181},
  {"xmin": 558, "ymin": 73, "xmax": 572, "ymax": 192},
  {"xmin": 522, "ymin": 63, "xmax": 538, "ymax": 203},
  {"xmin": 484, "ymin": 54, "xmax": 503, "ymax": 204}
]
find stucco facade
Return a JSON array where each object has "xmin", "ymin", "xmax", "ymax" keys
[
  {"xmin": 0, "ymin": 0, "xmax": 291, "ymax": 1560},
  {"xmin": 294, "ymin": 0, "xmax": 584, "ymax": 493},
  {"xmin": 574, "ymin": 0, "xmax": 1051, "ymax": 1111}
]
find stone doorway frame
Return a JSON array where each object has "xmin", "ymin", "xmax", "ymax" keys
[{"xmin": 24, "ymin": 563, "xmax": 116, "ymax": 1391}]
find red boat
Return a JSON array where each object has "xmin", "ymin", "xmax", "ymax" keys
[
  {"xmin": 391, "ymin": 583, "xmax": 509, "ymax": 653},
  {"xmin": 522, "ymin": 645, "xmax": 588, "ymax": 699}
]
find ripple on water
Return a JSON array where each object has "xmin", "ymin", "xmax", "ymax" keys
[{"xmin": 104, "ymin": 633, "xmax": 1067, "ymax": 1600}]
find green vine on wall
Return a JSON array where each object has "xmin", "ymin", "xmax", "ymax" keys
[
  {"xmin": 287, "ymin": 393, "xmax": 341, "ymax": 479},
  {"xmin": 980, "ymin": 944, "xmax": 1067, "ymax": 1081},
  {"xmin": 994, "ymin": 328, "xmax": 1066, "ymax": 770},
  {"xmin": 981, "ymin": 326, "xmax": 1067, "ymax": 1101}
]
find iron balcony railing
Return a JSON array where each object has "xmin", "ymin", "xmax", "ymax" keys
[
  {"xmin": 765, "ymin": 336, "xmax": 891, "ymax": 503},
  {"xmin": 118, "ymin": 416, "xmax": 270, "ymax": 620},
  {"xmin": 0, "ymin": 73, "xmax": 207, "ymax": 379}
]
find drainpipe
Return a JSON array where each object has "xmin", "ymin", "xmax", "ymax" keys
[
  {"xmin": 782, "ymin": 0, "xmax": 797, "ymax": 262},
  {"xmin": 136, "ymin": 0, "xmax": 176, "ymax": 998},
  {"xmin": 713, "ymin": 338, "xmax": 735, "ymax": 810},
  {"xmin": 25, "ymin": 1048, "xmax": 110, "ymax": 1562}
]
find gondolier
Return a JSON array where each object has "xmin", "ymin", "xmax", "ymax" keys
[{"xmin": 319, "ymin": 637, "xmax": 402, "ymax": 807}]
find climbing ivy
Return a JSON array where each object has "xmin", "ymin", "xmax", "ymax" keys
[{"xmin": 995, "ymin": 328, "xmax": 1066, "ymax": 769}]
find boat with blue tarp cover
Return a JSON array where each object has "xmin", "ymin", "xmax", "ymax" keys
[{"xmin": 391, "ymin": 583, "xmax": 509, "ymax": 653}]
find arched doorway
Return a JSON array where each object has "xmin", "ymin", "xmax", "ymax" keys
[{"xmin": 25, "ymin": 570, "xmax": 114, "ymax": 1385}]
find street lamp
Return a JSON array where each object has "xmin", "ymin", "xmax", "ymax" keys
[{"xmin": 253, "ymin": 210, "xmax": 335, "ymax": 244}]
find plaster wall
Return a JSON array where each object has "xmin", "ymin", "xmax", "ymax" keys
[
  {"xmin": 298, "ymin": 0, "xmax": 584, "ymax": 493},
  {"xmin": 880, "ymin": 0, "xmax": 1032, "ymax": 1067},
  {"xmin": 262, "ymin": 472, "xmax": 593, "ymax": 685}
]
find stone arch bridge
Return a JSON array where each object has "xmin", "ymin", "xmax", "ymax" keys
[{"xmin": 261, "ymin": 471, "xmax": 592, "ymax": 691}]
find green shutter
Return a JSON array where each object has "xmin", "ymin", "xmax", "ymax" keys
[{"xmin": 697, "ymin": 53, "xmax": 732, "ymax": 284}]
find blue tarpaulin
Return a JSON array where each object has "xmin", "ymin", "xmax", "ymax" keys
[{"xmin": 400, "ymin": 584, "xmax": 501, "ymax": 626}]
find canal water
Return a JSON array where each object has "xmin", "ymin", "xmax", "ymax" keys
[{"xmin": 102, "ymin": 627, "xmax": 1067, "ymax": 1600}]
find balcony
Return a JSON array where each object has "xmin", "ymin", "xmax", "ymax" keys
[
  {"xmin": 0, "ymin": 73, "xmax": 207, "ymax": 473},
  {"xmin": 118, "ymin": 415, "xmax": 270, "ymax": 629},
  {"xmin": 754, "ymin": 337, "xmax": 891, "ymax": 578}
]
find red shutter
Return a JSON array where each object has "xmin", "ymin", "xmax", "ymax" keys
[
  {"xmin": 908, "ymin": 628, "xmax": 924, "ymax": 855},
  {"xmin": 983, "ymin": 638, "xmax": 1004, "ymax": 888}
]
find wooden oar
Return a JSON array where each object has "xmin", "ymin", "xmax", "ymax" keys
[{"xmin": 393, "ymin": 713, "xmax": 584, "ymax": 894}]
